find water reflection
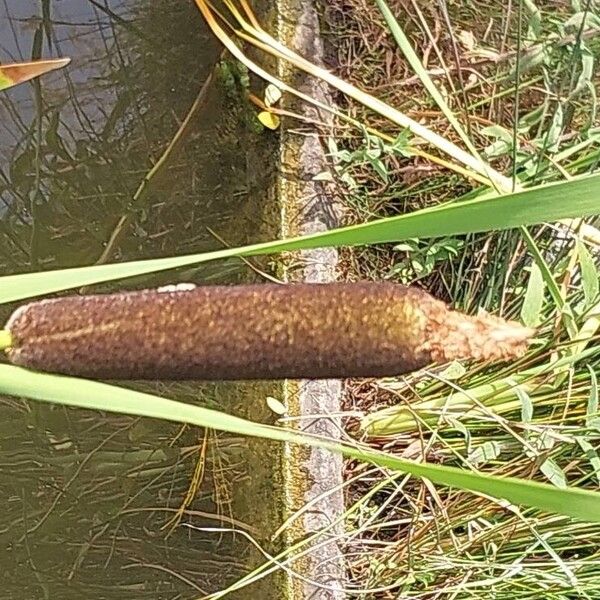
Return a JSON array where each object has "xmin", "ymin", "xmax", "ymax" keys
[{"xmin": 0, "ymin": 1, "xmax": 278, "ymax": 598}]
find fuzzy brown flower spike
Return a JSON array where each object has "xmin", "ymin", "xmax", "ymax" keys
[{"xmin": 3, "ymin": 283, "xmax": 533, "ymax": 381}]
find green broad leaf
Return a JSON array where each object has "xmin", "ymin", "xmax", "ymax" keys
[
  {"xmin": 394, "ymin": 241, "xmax": 418, "ymax": 253},
  {"xmin": 447, "ymin": 417, "xmax": 471, "ymax": 449},
  {"xmin": 524, "ymin": 0, "xmax": 542, "ymax": 39},
  {"xmin": 480, "ymin": 124, "xmax": 513, "ymax": 144},
  {"xmin": 484, "ymin": 139, "xmax": 512, "ymax": 159},
  {"xmin": 521, "ymin": 227, "xmax": 578, "ymax": 338},
  {"xmin": 1, "ymin": 174, "xmax": 600, "ymax": 304},
  {"xmin": 573, "ymin": 46, "xmax": 594, "ymax": 98},
  {"xmin": 514, "ymin": 383, "xmax": 534, "ymax": 423},
  {"xmin": 540, "ymin": 458, "xmax": 568, "ymax": 489},
  {"xmin": 368, "ymin": 156, "xmax": 388, "ymax": 183},
  {"xmin": 2, "ymin": 364, "xmax": 600, "ymax": 522},
  {"xmin": 577, "ymin": 240, "xmax": 599, "ymax": 308},
  {"xmin": 514, "ymin": 44, "xmax": 546, "ymax": 75},
  {"xmin": 518, "ymin": 104, "xmax": 545, "ymax": 134},
  {"xmin": 547, "ymin": 104, "xmax": 564, "ymax": 153},
  {"xmin": 468, "ymin": 441, "xmax": 502, "ymax": 466},
  {"xmin": 586, "ymin": 366, "xmax": 600, "ymax": 431},
  {"xmin": 521, "ymin": 262, "xmax": 545, "ymax": 327}
]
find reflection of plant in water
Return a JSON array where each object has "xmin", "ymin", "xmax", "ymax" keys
[
  {"xmin": 0, "ymin": 381, "xmax": 253, "ymax": 598},
  {"xmin": 160, "ymin": 428, "xmax": 243, "ymax": 537},
  {"xmin": 0, "ymin": 1, "xmax": 261, "ymax": 273},
  {"xmin": 0, "ymin": 2, "xmax": 274, "ymax": 598},
  {"xmin": 215, "ymin": 57, "xmax": 263, "ymax": 134}
]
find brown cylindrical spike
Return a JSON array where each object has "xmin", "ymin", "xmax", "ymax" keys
[{"xmin": 3, "ymin": 283, "xmax": 532, "ymax": 380}]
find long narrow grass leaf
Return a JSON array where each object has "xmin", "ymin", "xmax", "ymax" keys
[
  {"xmin": 1, "ymin": 364, "xmax": 600, "ymax": 522},
  {"xmin": 1, "ymin": 174, "xmax": 600, "ymax": 304}
]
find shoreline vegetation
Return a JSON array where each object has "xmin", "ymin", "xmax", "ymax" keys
[{"xmin": 320, "ymin": 1, "xmax": 600, "ymax": 596}]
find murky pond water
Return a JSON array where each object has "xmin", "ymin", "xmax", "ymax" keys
[{"xmin": 0, "ymin": 2, "xmax": 281, "ymax": 598}]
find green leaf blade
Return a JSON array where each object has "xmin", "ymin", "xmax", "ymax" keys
[
  {"xmin": 521, "ymin": 262, "xmax": 545, "ymax": 327},
  {"xmin": 1, "ymin": 364, "xmax": 600, "ymax": 522},
  {"xmin": 2, "ymin": 175, "xmax": 600, "ymax": 304}
]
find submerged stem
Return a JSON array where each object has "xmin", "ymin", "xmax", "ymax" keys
[{"xmin": 0, "ymin": 329, "xmax": 13, "ymax": 350}]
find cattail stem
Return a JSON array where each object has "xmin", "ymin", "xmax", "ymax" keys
[{"xmin": 0, "ymin": 330, "xmax": 12, "ymax": 351}]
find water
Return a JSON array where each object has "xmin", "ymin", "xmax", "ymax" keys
[{"xmin": 0, "ymin": 2, "xmax": 281, "ymax": 598}]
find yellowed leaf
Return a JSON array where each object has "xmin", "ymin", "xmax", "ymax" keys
[
  {"xmin": 313, "ymin": 171, "xmax": 334, "ymax": 182},
  {"xmin": 458, "ymin": 30, "xmax": 476, "ymax": 51},
  {"xmin": 0, "ymin": 58, "xmax": 71, "ymax": 91},
  {"xmin": 258, "ymin": 111, "xmax": 280, "ymax": 130}
]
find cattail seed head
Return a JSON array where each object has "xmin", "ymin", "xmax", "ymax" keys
[{"xmin": 4, "ymin": 283, "xmax": 532, "ymax": 380}]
